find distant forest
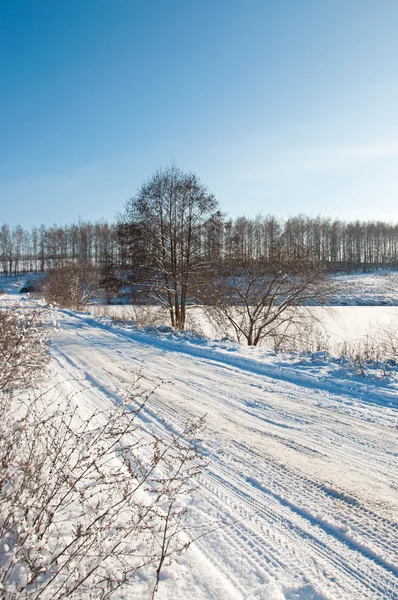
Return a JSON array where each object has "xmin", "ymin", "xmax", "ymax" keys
[{"xmin": 1, "ymin": 214, "xmax": 398, "ymax": 276}]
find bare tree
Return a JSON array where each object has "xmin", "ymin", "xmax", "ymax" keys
[
  {"xmin": 0, "ymin": 225, "xmax": 13, "ymax": 276},
  {"xmin": 99, "ymin": 257, "xmax": 122, "ymax": 304},
  {"xmin": 204, "ymin": 253, "xmax": 334, "ymax": 346},
  {"xmin": 40, "ymin": 261, "xmax": 101, "ymax": 310},
  {"xmin": 120, "ymin": 166, "xmax": 222, "ymax": 329}
]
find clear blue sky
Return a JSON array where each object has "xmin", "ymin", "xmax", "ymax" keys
[{"xmin": 1, "ymin": 0, "xmax": 398, "ymax": 227}]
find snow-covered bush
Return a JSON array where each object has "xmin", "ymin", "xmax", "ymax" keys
[
  {"xmin": 0, "ymin": 385, "xmax": 204, "ymax": 599},
  {"xmin": 0, "ymin": 307, "xmax": 47, "ymax": 393},
  {"xmin": 0, "ymin": 308, "xmax": 204, "ymax": 598}
]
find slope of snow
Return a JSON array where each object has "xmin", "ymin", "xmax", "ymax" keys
[
  {"xmin": 44, "ymin": 307, "xmax": 398, "ymax": 599},
  {"xmin": 331, "ymin": 271, "xmax": 398, "ymax": 306}
]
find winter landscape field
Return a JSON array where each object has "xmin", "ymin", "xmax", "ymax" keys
[
  {"xmin": 1, "ymin": 274, "xmax": 397, "ymax": 599},
  {"xmin": 3, "ymin": 2, "xmax": 398, "ymax": 598}
]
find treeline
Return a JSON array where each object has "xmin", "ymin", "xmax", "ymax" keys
[
  {"xmin": 220, "ymin": 215, "xmax": 398, "ymax": 271},
  {"xmin": 1, "ymin": 214, "xmax": 398, "ymax": 276},
  {"xmin": 0, "ymin": 222, "xmax": 117, "ymax": 275}
]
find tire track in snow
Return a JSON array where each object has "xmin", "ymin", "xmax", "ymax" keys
[{"xmin": 197, "ymin": 457, "xmax": 398, "ymax": 599}]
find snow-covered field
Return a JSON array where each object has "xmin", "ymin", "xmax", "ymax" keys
[
  {"xmin": 2, "ymin": 276, "xmax": 398, "ymax": 599},
  {"xmin": 89, "ymin": 304, "xmax": 398, "ymax": 352},
  {"xmin": 331, "ymin": 271, "xmax": 398, "ymax": 306}
]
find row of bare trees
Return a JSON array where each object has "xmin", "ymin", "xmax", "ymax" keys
[
  {"xmin": 118, "ymin": 214, "xmax": 398, "ymax": 274},
  {"xmin": 220, "ymin": 215, "xmax": 398, "ymax": 271},
  {"xmin": 0, "ymin": 222, "xmax": 117, "ymax": 276},
  {"xmin": 1, "ymin": 212, "xmax": 398, "ymax": 279}
]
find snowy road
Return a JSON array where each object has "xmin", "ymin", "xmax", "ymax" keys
[{"xmin": 49, "ymin": 309, "xmax": 398, "ymax": 600}]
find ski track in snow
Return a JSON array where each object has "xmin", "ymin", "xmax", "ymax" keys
[{"xmin": 48, "ymin": 309, "xmax": 398, "ymax": 600}]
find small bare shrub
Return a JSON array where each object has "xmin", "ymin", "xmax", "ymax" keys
[
  {"xmin": 0, "ymin": 386, "xmax": 204, "ymax": 599},
  {"xmin": 0, "ymin": 306, "xmax": 48, "ymax": 394},
  {"xmin": 182, "ymin": 311, "xmax": 206, "ymax": 337},
  {"xmin": 90, "ymin": 305, "xmax": 112, "ymax": 318},
  {"xmin": 0, "ymin": 308, "xmax": 204, "ymax": 598},
  {"xmin": 336, "ymin": 324, "xmax": 398, "ymax": 376},
  {"xmin": 40, "ymin": 262, "xmax": 101, "ymax": 310},
  {"xmin": 378, "ymin": 324, "xmax": 398, "ymax": 365}
]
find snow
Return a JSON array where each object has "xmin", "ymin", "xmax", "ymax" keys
[
  {"xmin": 312, "ymin": 306, "xmax": 398, "ymax": 345},
  {"xmin": 47, "ymin": 309, "xmax": 398, "ymax": 599},
  {"xmin": 331, "ymin": 271, "xmax": 398, "ymax": 306},
  {"xmin": 2, "ymin": 276, "xmax": 398, "ymax": 599}
]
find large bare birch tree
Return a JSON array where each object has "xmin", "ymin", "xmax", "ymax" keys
[{"xmin": 121, "ymin": 166, "xmax": 221, "ymax": 329}]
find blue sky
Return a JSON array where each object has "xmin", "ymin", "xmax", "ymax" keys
[{"xmin": 1, "ymin": 0, "xmax": 398, "ymax": 227}]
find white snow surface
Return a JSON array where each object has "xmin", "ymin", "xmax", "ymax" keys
[
  {"xmin": 44, "ymin": 307, "xmax": 398, "ymax": 600},
  {"xmin": 2, "ymin": 281, "xmax": 398, "ymax": 599},
  {"xmin": 331, "ymin": 271, "xmax": 398, "ymax": 306}
]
